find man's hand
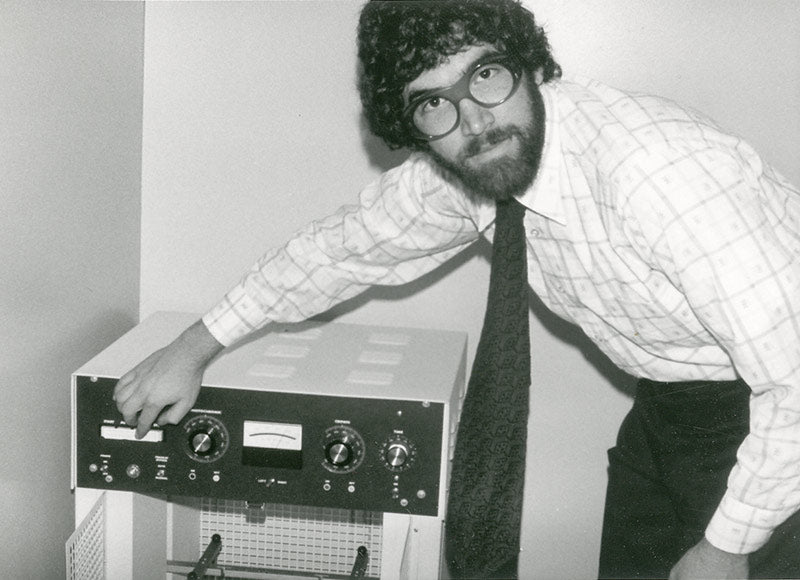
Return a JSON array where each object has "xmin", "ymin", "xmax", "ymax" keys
[
  {"xmin": 113, "ymin": 319, "xmax": 225, "ymax": 438},
  {"xmin": 669, "ymin": 537, "xmax": 749, "ymax": 580}
]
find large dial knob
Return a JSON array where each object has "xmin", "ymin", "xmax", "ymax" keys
[
  {"xmin": 322, "ymin": 425, "xmax": 365, "ymax": 473},
  {"xmin": 183, "ymin": 415, "xmax": 229, "ymax": 463},
  {"xmin": 382, "ymin": 435, "xmax": 416, "ymax": 472},
  {"xmin": 385, "ymin": 442, "xmax": 410, "ymax": 468}
]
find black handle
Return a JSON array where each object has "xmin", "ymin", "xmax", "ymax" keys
[
  {"xmin": 349, "ymin": 545, "xmax": 369, "ymax": 578},
  {"xmin": 187, "ymin": 534, "xmax": 222, "ymax": 580}
]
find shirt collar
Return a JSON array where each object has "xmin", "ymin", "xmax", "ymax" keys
[{"xmin": 516, "ymin": 82, "xmax": 567, "ymax": 226}]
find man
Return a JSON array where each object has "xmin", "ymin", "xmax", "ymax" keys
[{"xmin": 114, "ymin": 0, "xmax": 800, "ymax": 578}]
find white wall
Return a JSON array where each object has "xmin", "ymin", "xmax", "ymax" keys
[
  {"xmin": 0, "ymin": 1, "xmax": 143, "ymax": 577},
  {"xmin": 140, "ymin": 2, "xmax": 799, "ymax": 578}
]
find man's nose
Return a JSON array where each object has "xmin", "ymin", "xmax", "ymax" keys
[{"xmin": 459, "ymin": 98, "xmax": 494, "ymax": 136}]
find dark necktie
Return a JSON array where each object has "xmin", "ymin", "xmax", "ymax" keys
[{"xmin": 445, "ymin": 197, "xmax": 531, "ymax": 578}]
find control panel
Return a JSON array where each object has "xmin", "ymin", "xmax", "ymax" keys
[
  {"xmin": 74, "ymin": 377, "xmax": 444, "ymax": 515},
  {"xmin": 71, "ymin": 313, "xmax": 467, "ymax": 518}
]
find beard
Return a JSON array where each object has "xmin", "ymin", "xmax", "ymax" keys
[{"xmin": 425, "ymin": 84, "xmax": 546, "ymax": 203}]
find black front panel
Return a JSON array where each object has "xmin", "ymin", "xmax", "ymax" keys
[{"xmin": 75, "ymin": 376, "xmax": 445, "ymax": 515}]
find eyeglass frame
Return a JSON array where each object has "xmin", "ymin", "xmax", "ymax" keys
[{"xmin": 402, "ymin": 53, "xmax": 523, "ymax": 142}]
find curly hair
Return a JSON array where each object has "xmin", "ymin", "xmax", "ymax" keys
[{"xmin": 357, "ymin": 0, "xmax": 561, "ymax": 150}]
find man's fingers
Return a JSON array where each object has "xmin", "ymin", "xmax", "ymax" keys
[
  {"xmin": 113, "ymin": 372, "xmax": 135, "ymax": 402},
  {"xmin": 157, "ymin": 399, "xmax": 193, "ymax": 427},
  {"xmin": 122, "ymin": 412, "xmax": 139, "ymax": 428},
  {"xmin": 113, "ymin": 349, "xmax": 162, "ymax": 403},
  {"xmin": 136, "ymin": 404, "xmax": 161, "ymax": 439},
  {"xmin": 112, "ymin": 346, "xmax": 202, "ymax": 439},
  {"xmin": 119, "ymin": 392, "xmax": 144, "ymax": 427}
]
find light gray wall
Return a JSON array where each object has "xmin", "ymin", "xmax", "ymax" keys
[{"xmin": 0, "ymin": 1, "xmax": 143, "ymax": 577}]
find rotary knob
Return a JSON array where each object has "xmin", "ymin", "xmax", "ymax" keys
[
  {"xmin": 327, "ymin": 441, "xmax": 352, "ymax": 467},
  {"xmin": 322, "ymin": 425, "xmax": 365, "ymax": 473},
  {"xmin": 191, "ymin": 432, "xmax": 213, "ymax": 454},
  {"xmin": 382, "ymin": 435, "xmax": 416, "ymax": 472},
  {"xmin": 385, "ymin": 442, "xmax": 409, "ymax": 468},
  {"xmin": 183, "ymin": 415, "xmax": 229, "ymax": 463}
]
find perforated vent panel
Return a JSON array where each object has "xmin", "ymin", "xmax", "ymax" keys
[
  {"xmin": 199, "ymin": 498, "xmax": 383, "ymax": 577},
  {"xmin": 66, "ymin": 492, "xmax": 105, "ymax": 580}
]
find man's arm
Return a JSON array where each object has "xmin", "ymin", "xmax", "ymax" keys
[
  {"xmin": 113, "ymin": 155, "xmax": 487, "ymax": 438},
  {"xmin": 113, "ymin": 318, "xmax": 224, "ymax": 439},
  {"xmin": 622, "ymin": 142, "xmax": 800, "ymax": 569}
]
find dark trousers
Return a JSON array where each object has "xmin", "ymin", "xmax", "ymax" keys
[{"xmin": 598, "ymin": 378, "xmax": 800, "ymax": 579}]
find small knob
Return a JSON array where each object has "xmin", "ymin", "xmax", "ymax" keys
[
  {"xmin": 326, "ymin": 441, "xmax": 352, "ymax": 466},
  {"xmin": 182, "ymin": 415, "xmax": 229, "ymax": 463},
  {"xmin": 382, "ymin": 435, "xmax": 415, "ymax": 472},
  {"xmin": 191, "ymin": 432, "xmax": 213, "ymax": 454},
  {"xmin": 322, "ymin": 425, "xmax": 365, "ymax": 473},
  {"xmin": 385, "ymin": 443, "xmax": 409, "ymax": 468}
]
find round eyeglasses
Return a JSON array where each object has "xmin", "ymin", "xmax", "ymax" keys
[{"xmin": 403, "ymin": 55, "xmax": 522, "ymax": 142}]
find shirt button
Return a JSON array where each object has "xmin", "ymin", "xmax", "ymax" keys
[{"xmin": 530, "ymin": 228, "xmax": 541, "ymax": 237}]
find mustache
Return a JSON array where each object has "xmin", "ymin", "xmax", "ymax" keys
[{"xmin": 462, "ymin": 126, "xmax": 525, "ymax": 158}]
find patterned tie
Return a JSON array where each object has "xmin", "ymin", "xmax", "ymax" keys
[{"xmin": 445, "ymin": 197, "xmax": 531, "ymax": 578}]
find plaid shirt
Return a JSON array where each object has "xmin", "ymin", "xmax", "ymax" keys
[{"xmin": 204, "ymin": 76, "xmax": 800, "ymax": 554}]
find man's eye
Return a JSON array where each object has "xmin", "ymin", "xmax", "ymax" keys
[
  {"xmin": 477, "ymin": 65, "xmax": 501, "ymax": 80},
  {"xmin": 421, "ymin": 96, "xmax": 444, "ymax": 112}
]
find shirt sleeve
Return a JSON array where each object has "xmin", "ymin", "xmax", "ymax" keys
[
  {"xmin": 622, "ymin": 139, "xmax": 800, "ymax": 553},
  {"xmin": 202, "ymin": 153, "xmax": 484, "ymax": 346}
]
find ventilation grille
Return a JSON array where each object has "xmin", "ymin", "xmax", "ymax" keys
[
  {"xmin": 199, "ymin": 498, "xmax": 383, "ymax": 577},
  {"xmin": 66, "ymin": 492, "xmax": 105, "ymax": 580}
]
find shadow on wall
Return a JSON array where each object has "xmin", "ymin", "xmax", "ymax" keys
[
  {"xmin": 321, "ymin": 236, "xmax": 637, "ymax": 402},
  {"xmin": 528, "ymin": 289, "xmax": 637, "ymax": 398},
  {"xmin": 360, "ymin": 115, "xmax": 411, "ymax": 173}
]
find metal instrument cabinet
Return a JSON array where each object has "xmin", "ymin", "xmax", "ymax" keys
[{"xmin": 68, "ymin": 312, "xmax": 466, "ymax": 580}]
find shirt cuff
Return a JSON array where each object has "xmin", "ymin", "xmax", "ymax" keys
[
  {"xmin": 705, "ymin": 493, "xmax": 779, "ymax": 554},
  {"xmin": 201, "ymin": 284, "xmax": 269, "ymax": 347}
]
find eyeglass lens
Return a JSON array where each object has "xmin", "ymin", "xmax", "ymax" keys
[{"xmin": 412, "ymin": 62, "xmax": 515, "ymax": 138}]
